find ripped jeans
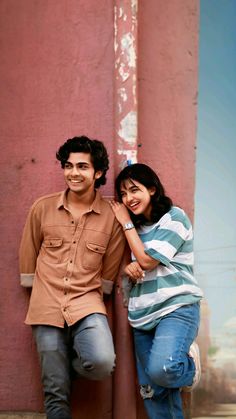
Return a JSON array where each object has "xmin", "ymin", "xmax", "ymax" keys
[
  {"xmin": 33, "ymin": 313, "xmax": 115, "ymax": 419},
  {"xmin": 133, "ymin": 303, "xmax": 200, "ymax": 419}
]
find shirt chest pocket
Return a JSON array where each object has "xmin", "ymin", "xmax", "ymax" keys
[
  {"xmin": 83, "ymin": 242, "xmax": 106, "ymax": 270},
  {"xmin": 41, "ymin": 238, "xmax": 63, "ymax": 264}
]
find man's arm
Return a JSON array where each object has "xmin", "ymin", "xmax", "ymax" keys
[
  {"xmin": 101, "ymin": 220, "xmax": 126, "ymax": 294},
  {"xmin": 19, "ymin": 203, "xmax": 42, "ymax": 287}
]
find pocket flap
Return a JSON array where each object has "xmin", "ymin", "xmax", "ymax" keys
[
  {"xmin": 86, "ymin": 243, "xmax": 106, "ymax": 254},
  {"xmin": 44, "ymin": 238, "xmax": 63, "ymax": 248}
]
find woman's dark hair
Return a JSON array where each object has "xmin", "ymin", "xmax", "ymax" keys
[
  {"xmin": 56, "ymin": 136, "xmax": 109, "ymax": 188},
  {"xmin": 115, "ymin": 163, "xmax": 173, "ymax": 226}
]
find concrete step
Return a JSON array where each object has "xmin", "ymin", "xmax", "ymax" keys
[{"xmin": 0, "ymin": 414, "xmax": 46, "ymax": 419}]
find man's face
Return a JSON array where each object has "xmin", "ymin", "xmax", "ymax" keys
[{"xmin": 63, "ymin": 152, "xmax": 102, "ymax": 196}]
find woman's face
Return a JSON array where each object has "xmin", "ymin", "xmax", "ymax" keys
[{"xmin": 120, "ymin": 179, "xmax": 155, "ymax": 220}]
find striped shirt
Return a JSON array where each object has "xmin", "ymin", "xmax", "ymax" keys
[{"xmin": 128, "ymin": 206, "xmax": 203, "ymax": 330}]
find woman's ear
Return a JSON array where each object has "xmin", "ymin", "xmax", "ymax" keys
[{"xmin": 149, "ymin": 186, "xmax": 156, "ymax": 196}]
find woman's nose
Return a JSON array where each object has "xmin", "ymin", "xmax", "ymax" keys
[{"xmin": 126, "ymin": 193, "xmax": 133, "ymax": 203}]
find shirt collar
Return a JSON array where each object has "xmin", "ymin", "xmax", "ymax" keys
[
  {"xmin": 56, "ymin": 189, "xmax": 102, "ymax": 214},
  {"xmin": 90, "ymin": 190, "xmax": 102, "ymax": 214}
]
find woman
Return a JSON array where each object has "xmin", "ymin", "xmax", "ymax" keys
[{"xmin": 110, "ymin": 163, "xmax": 203, "ymax": 419}]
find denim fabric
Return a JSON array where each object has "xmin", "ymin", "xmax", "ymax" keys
[
  {"xmin": 133, "ymin": 303, "xmax": 200, "ymax": 419},
  {"xmin": 33, "ymin": 313, "xmax": 115, "ymax": 419}
]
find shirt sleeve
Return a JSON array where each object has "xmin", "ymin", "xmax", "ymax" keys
[
  {"xmin": 101, "ymin": 219, "xmax": 126, "ymax": 294},
  {"xmin": 19, "ymin": 202, "xmax": 43, "ymax": 287},
  {"xmin": 144, "ymin": 214, "xmax": 192, "ymax": 267}
]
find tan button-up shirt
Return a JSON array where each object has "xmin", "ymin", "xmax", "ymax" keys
[{"xmin": 19, "ymin": 190, "xmax": 126, "ymax": 327}]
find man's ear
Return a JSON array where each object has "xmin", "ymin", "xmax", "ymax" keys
[{"xmin": 95, "ymin": 170, "xmax": 103, "ymax": 180}]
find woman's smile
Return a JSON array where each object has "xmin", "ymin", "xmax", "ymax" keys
[{"xmin": 120, "ymin": 179, "xmax": 155, "ymax": 219}]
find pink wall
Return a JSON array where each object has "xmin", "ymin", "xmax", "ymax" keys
[
  {"xmin": 138, "ymin": 0, "xmax": 199, "ymax": 220},
  {"xmin": 0, "ymin": 0, "xmax": 199, "ymax": 416},
  {"xmin": 0, "ymin": 0, "xmax": 115, "ymax": 411}
]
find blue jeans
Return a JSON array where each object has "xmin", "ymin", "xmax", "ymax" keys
[
  {"xmin": 33, "ymin": 313, "xmax": 115, "ymax": 419},
  {"xmin": 133, "ymin": 303, "xmax": 200, "ymax": 419}
]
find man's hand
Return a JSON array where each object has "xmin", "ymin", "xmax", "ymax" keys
[{"xmin": 124, "ymin": 261, "xmax": 145, "ymax": 283}]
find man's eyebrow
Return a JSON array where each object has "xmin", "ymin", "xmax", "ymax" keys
[
  {"xmin": 66, "ymin": 161, "xmax": 90, "ymax": 165},
  {"xmin": 77, "ymin": 162, "xmax": 90, "ymax": 166}
]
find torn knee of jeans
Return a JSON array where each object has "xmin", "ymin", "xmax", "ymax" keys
[
  {"xmin": 82, "ymin": 361, "xmax": 94, "ymax": 371},
  {"xmin": 82, "ymin": 360, "xmax": 115, "ymax": 375},
  {"xmin": 163, "ymin": 355, "xmax": 173, "ymax": 371},
  {"xmin": 140, "ymin": 384, "xmax": 154, "ymax": 399}
]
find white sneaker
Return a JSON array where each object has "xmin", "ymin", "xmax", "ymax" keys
[
  {"xmin": 182, "ymin": 341, "xmax": 201, "ymax": 392},
  {"xmin": 140, "ymin": 384, "xmax": 154, "ymax": 399}
]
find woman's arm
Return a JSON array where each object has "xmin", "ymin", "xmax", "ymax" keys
[{"xmin": 109, "ymin": 201, "xmax": 160, "ymax": 270}]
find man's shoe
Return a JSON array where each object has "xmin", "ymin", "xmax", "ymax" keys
[{"xmin": 182, "ymin": 341, "xmax": 201, "ymax": 392}]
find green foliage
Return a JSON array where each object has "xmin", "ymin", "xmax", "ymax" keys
[{"xmin": 208, "ymin": 345, "xmax": 219, "ymax": 356}]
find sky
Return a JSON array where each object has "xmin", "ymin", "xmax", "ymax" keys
[{"xmin": 194, "ymin": 0, "xmax": 236, "ymax": 350}]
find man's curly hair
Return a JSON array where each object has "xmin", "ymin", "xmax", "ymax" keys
[{"xmin": 56, "ymin": 136, "xmax": 109, "ymax": 188}]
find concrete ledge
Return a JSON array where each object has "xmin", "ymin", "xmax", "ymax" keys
[{"xmin": 0, "ymin": 414, "xmax": 46, "ymax": 419}]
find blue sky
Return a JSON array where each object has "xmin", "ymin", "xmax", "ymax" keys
[{"xmin": 194, "ymin": 0, "xmax": 236, "ymax": 337}]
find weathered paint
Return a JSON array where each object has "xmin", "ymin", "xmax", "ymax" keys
[
  {"xmin": 113, "ymin": 3, "xmax": 139, "ymax": 418},
  {"xmin": 114, "ymin": 0, "xmax": 138, "ymax": 170}
]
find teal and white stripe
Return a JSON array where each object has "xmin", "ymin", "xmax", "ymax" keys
[{"xmin": 128, "ymin": 206, "xmax": 203, "ymax": 330}]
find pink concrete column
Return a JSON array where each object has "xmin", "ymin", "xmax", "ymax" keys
[
  {"xmin": 138, "ymin": 0, "xmax": 199, "ymax": 220},
  {"xmin": 113, "ymin": 2, "xmax": 138, "ymax": 419},
  {"xmin": 114, "ymin": 0, "xmax": 138, "ymax": 172}
]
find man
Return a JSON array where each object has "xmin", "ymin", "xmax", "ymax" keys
[{"xmin": 19, "ymin": 136, "xmax": 126, "ymax": 419}]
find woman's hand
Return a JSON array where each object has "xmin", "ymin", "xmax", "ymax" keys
[
  {"xmin": 109, "ymin": 200, "xmax": 131, "ymax": 226},
  {"xmin": 124, "ymin": 261, "xmax": 145, "ymax": 283}
]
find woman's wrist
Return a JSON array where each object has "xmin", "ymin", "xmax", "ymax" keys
[{"xmin": 123, "ymin": 221, "xmax": 135, "ymax": 231}]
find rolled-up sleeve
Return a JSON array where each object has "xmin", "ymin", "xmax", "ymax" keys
[
  {"xmin": 101, "ymin": 220, "xmax": 126, "ymax": 294},
  {"xmin": 19, "ymin": 203, "xmax": 42, "ymax": 287}
]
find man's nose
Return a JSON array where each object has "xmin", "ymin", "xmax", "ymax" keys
[{"xmin": 71, "ymin": 166, "xmax": 80, "ymax": 175}]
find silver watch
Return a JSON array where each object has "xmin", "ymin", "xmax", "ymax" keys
[{"xmin": 123, "ymin": 222, "xmax": 135, "ymax": 231}]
